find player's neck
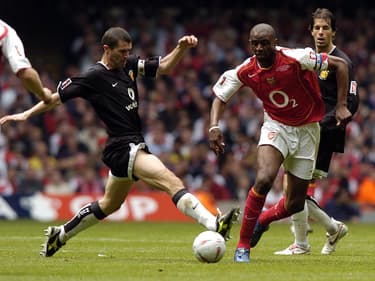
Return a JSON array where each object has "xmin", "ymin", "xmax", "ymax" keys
[
  {"xmin": 100, "ymin": 56, "xmax": 114, "ymax": 70},
  {"xmin": 316, "ymin": 43, "xmax": 335, "ymax": 54}
]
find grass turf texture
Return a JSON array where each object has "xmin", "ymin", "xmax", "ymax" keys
[{"xmin": 0, "ymin": 220, "xmax": 374, "ymax": 281}]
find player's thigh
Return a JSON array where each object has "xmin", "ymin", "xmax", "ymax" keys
[{"xmin": 133, "ymin": 150, "xmax": 183, "ymax": 195}]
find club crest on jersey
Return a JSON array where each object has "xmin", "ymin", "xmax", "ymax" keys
[
  {"xmin": 129, "ymin": 70, "xmax": 134, "ymax": 81},
  {"xmin": 266, "ymin": 77, "xmax": 276, "ymax": 84},
  {"xmin": 319, "ymin": 70, "xmax": 329, "ymax": 80},
  {"xmin": 60, "ymin": 78, "xmax": 72, "ymax": 90}
]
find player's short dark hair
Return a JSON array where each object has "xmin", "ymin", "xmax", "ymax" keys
[
  {"xmin": 309, "ymin": 8, "xmax": 336, "ymax": 31},
  {"xmin": 101, "ymin": 27, "xmax": 132, "ymax": 49}
]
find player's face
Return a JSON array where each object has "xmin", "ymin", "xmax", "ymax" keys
[
  {"xmin": 108, "ymin": 40, "xmax": 132, "ymax": 69},
  {"xmin": 249, "ymin": 32, "xmax": 276, "ymax": 67},
  {"xmin": 311, "ymin": 18, "xmax": 335, "ymax": 52}
]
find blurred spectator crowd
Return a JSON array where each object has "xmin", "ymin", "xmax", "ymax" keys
[{"xmin": 1, "ymin": 2, "xmax": 375, "ymax": 220}]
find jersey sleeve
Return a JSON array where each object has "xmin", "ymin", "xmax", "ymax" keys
[
  {"xmin": 138, "ymin": 56, "xmax": 160, "ymax": 78},
  {"xmin": 126, "ymin": 55, "xmax": 160, "ymax": 79},
  {"xmin": 282, "ymin": 47, "xmax": 328, "ymax": 72},
  {"xmin": 212, "ymin": 68, "xmax": 243, "ymax": 103},
  {"xmin": 0, "ymin": 24, "xmax": 31, "ymax": 74},
  {"xmin": 57, "ymin": 73, "xmax": 95, "ymax": 102}
]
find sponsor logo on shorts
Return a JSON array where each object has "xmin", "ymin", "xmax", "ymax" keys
[{"xmin": 268, "ymin": 131, "xmax": 276, "ymax": 140}]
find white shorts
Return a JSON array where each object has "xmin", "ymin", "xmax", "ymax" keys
[{"xmin": 258, "ymin": 113, "xmax": 320, "ymax": 180}]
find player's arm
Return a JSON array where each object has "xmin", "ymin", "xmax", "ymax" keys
[
  {"xmin": 327, "ymin": 55, "xmax": 352, "ymax": 126},
  {"xmin": 157, "ymin": 35, "xmax": 198, "ymax": 75},
  {"xmin": 0, "ymin": 92, "xmax": 61, "ymax": 125},
  {"xmin": 2, "ymin": 27, "xmax": 53, "ymax": 104},
  {"xmin": 209, "ymin": 68, "xmax": 243, "ymax": 155},
  {"xmin": 209, "ymin": 97, "xmax": 227, "ymax": 155},
  {"xmin": 17, "ymin": 67, "xmax": 53, "ymax": 104}
]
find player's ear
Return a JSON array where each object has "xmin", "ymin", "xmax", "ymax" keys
[{"xmin": 103, "ymin": 44, "xmax": 110, "ymax": 52}]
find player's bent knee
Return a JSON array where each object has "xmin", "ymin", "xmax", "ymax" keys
[
  {"xmin": 254, "ymin": 177, "xmax": 274, "ymax": 195},
  {"xmin": 286, "ymin": 200, "xmax": 305, "ymax": 214}
]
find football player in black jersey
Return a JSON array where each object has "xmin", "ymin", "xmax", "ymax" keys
[
  {"xmin": 0, "ymin": 27, "xmax": 240, "ymax": 257},
  {"xmin": 275, "ymin": 8, "xmax": 359, "ymax": 256}
]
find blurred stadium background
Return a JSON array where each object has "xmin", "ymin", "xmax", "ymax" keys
[{"xmin": 1, "ymin": 0, "xmax": 375, "ymax": 223}]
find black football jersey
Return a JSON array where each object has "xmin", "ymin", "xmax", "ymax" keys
[
  {"xmin": 58, "ymin": 55, "xmax": 159, "ymax": 137},
  {"xmin": 317, "ymin": 47, "xmax": 359, "ymax": 115}
]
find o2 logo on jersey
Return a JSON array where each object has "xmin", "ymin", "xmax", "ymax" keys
[
  {"xmin": 125, "ymin": 88, "xmax": 138, "ymax": 111},
  {"xmin": 128, "ymin": 88, "xmax": 135, "ymax": 100},
  {"xmin": 269, "ymin": 90, "xmax": 298, "ymax": 108}
]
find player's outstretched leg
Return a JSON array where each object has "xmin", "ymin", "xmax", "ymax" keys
[
  {"xmin": 216, "ymin": 207, "xmax": 241, "ymax": 241},
  {"xmin": 321, "ymin": 219, "xmax": 348, "ymax": 254},
  {"xmin": 250, "ymin": 220, "xmax": 269, "ymax": 248},
  {"xmin": 40, "ymin": 226, "xmax": 65, "ymax": 257}
]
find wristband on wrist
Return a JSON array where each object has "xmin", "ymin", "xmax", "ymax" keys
[{"xmin": 208, "ymin": 125, "xmax": 220, "ymax": 133}]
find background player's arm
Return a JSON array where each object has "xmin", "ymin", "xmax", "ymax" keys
[
  {"xmin": 327, "ymin": 55, "xmax": 351, "ymax": 125},
  {"xmin": 157, "ymin": 35, "xmax": 198, "ymax": 75},
  {"xmin": 0, "ymin": 92, "xmax": 61, "ymax": 125}
]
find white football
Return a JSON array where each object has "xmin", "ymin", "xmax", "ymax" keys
[{"xmin": 192, "ymin": 231, "xmax": 226, "ymax": 263}]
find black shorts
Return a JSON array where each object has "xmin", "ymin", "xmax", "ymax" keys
[
  {"xmin": 102, "ymin": 135, "xmax": 150, "ymax": 179},
  {"xmin": 317, "ymin": 97, "xmax": 358, "ymax": 173},
  {"xmin": 316, "ymin": 94, "xmax": 359, "ymax": 174}
]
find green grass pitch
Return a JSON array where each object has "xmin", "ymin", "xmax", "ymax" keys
[{"xmin": 0, "ymin": 220, "xmax": 374, "ymax": 281}]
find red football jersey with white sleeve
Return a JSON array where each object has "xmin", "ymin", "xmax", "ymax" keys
[{"xmin": 213, "ymin": 47, "xmax": 327, "ymax": 126}]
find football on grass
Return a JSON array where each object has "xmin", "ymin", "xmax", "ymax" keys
[{"xmin": 192, "ymin": 231, "xmax": 226, "ymax": 263}]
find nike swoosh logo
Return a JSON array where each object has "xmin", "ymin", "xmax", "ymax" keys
[
  {"xmin": 248, "ymin": 73, "xmax": 257, "ymax": 78},
  {"xmin": 112, "ymin": 82, "xmax": 118, "ymax": 87},
  {"xmin": 245, "ymin": 215, "xmax": 257, "ymax": 220},
  {"xmin": 192, "ymin": 203, "xmax": 199, "ymax": 210}
]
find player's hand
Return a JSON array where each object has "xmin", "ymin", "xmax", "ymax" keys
[
  {"xmin": 335, "ymin": 104, "xmax": 352, "ymax": 127},
  {"xmin": 0, "ymin": 112, "xmax": 28, "ymax": 125},
  {"xmin": 208, "ymin": 127, "xmax": 225, "ymax": 155},
  {"xmin": 178, "ymin": 35, "xmax": 198, "ymax": 49}
]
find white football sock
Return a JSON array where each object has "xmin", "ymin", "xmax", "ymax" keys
[
  {"xmin": 291, "ymin": 201, "xmax": 309, "ymax": 247},
  {"xmin": 176, "ymin": 193, "xmax": 216, "ymax": 231},
  {"xmin": 306, "ymin": 198, "xmax": 337, "ymax": 234}
]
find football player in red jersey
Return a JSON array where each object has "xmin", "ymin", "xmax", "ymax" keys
[
  {"xmin": 0, "ymin": 19, "xmax": 51, "ymax": 103},
  {"xmin": 274, "ymin": 8, "xmax": 359, "ymax": 256},
  {"xmin": 208, "ymin": 23, "xmax": 352, "ymax": 262}
]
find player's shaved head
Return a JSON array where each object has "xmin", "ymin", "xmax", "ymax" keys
[
  {"xmin": 250, "ymin": 23, "xmax": 276, "ymax": 39},
  {"xmin": 248, "ymin": 23, "xmax": 277, "ymax": 68}
]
